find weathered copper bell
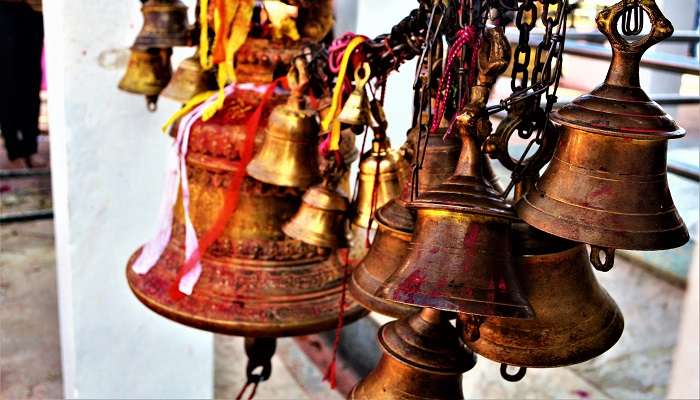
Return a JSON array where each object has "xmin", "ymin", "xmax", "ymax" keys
[
  {"xmin": 134, "ymin": 0, "xmax": 190, "ymax": 49},
  {"xmin": 126, "ymin": 85, "xmax": 366, "ymax": 337},
  {"xmin": 161, "ymin": 49, "xmax": 216, "ymax": 103},
  {"xmin": 349, "ymin": 132, "xmax": 462, "ymax": 317},
  {"xmin": 517, "ymin": 0, "xmax": 688, "ymax": 271},
  {"xmin": 377, "ymin": 115, "xmax": 533, "ymax": 319},
  {"xmin": 350, "ymin": 308, "xmax": 476, "ymax": 400},
  {"xmin": 246, "ymin": 95, "xmax": 320, "ymax": 188},
  {"xmin": 462, "ymin": 222, "xmax": 624, "ymax": 367},
  {"xmin": 351, "ymin": 139, "xmax": 403, "ymax": 229},
  {"xmin": 283, "ymin": 178, "xmax": 349, "ymax": 249},
  {"xmin": 118, "ymin": 47, "xmax": 173, "ymax": 110}
]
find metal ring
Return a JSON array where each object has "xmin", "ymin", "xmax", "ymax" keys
[{"xmin": 500, "ymin": 364, "xmax": 527, "ymax": 382}]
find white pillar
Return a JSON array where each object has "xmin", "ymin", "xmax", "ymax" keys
[{"xmin": 43, "ymin": 1, "xmax": 213, "ymax": 398}]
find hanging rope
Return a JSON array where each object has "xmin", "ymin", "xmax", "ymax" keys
[{"xmin": 323, "ymin": 249, "xmax": 351, "ymax": 389}]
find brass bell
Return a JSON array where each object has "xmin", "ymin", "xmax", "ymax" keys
[
  {"xmin": 377, "ymin": 115, "xmax": 533, "ymax": 319},
  {"xmin": 338, "ymin": 63, "xmax": 372, "ymax": 133},
  {"xmin": 118, "ymin": 47, "xmax": 173, "ymax": 111},
  {"xmin": 517, "ymin": 0, "xmax": 688, "ymax": 271},
  {"xmin": 349, "ymin": 132, "xmax": 462, "ymax": 317},
  {"xmin": 161, "ymin": 49, "xmax": 216, "ymax": 103},
  {"xmin": 134, "ymin": 0, "xmax": 190, "ymax": 49},
  {"xmin": 246, "ymin": 94, "xmax": 321, "ymax": 188},
  {"xmin": 351, "ymin": 138, "xmax": 403, "ymax": 229},
  {"xmin": 282, "ymin": 179, "xmax": 349, "ymax": 249},
  {"xmin": 462, "ymin": 222, "xmax": 624, "ymax": 368},
  {"xmin": 350, "ymin": 308, "xmax": 476, "ymax": 400}
]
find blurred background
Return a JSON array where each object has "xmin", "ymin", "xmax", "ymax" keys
[{"xmin": 0, "ymin": 0, "xmax": 698, "ymax": 398}]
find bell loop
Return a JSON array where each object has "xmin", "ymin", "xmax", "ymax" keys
[
  {"xmin": 621, "ymin": 0, "xmax": 644, "ymax": 37},
  {"xmin": 590, "ymin": 246, "xmax": 616, "ymax": 272},
  {"xmin": 500, "ymin": 364, "xmax": 527, "ymax": 382}
]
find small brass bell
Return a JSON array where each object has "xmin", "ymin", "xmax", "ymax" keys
[
  {"xmin": 350, "ymin": 308, "xmax": 476, "ymax": 400},
  {"xmin": 161, "ymin": 49, "xmax": 216, "ymax": 103},
  {"xmin": 134, "ymin": 0, "xmax": 190, "ymax": 49},
  {"xmin": 246, "ymin": 94, "xmax": 321, "ymax": 188},
  {"xmin": 351, "ymin": 138, "xmax": 403, "ymax": 229},
  {"xmin": 462, "ymin": 222, "xmax": 624, "ymax": 367},
  {"xmin": 517, "ymin": 0, "xmax": 688, "ymax": 271},
  {"xmin": 338, "ymin": 63, "xmax": 372, "ymax": 133},
  {"xmin": 377, "ymin": 115, "xmax": 533, "ymax": 319},
  {"xmin": 118, "ymin": 47, "xmax": 173, "ymax": 111},
  {"xmin": 283, "ymin": 176, "xmax": 349, "ymax": 249}
]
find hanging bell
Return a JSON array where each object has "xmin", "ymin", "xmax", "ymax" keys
[
  {"xmin": 134, "ymin": 0, "xmax": 190, "ymax": 49},
  {"xmin": 126, "ymin": 84, "xmax": 366, "ymax": 338},
  {"xmin": 351, "ymin": 138, "xmax": 403, "ymax": 229},
  {"xmin": 161, "ymin": 49, "xmax": 216, "ymax": 103},
  {"xmin": 282, "ymin": 179, "xmax": 349, "ymax": 249},
  {"xmin": 462, "ymin": 223, "xmax": 624, "ymax": 367},
  {"xmin": 118, "ymin": 47, "xmax": 173, "ymax": 111},
  {"xmin": 377, "ymin": 114, "xmax": 533, "ymax": 319},
  {"xmin": 350, "ymin": 308, "xmax": 476, "ymax": 400},
  {"xmin": 516, "ymin": 0, "xmax": 688, "ymax": 271},
  {"xmin": 338, "ymin": 63, "xmax": 372, "ymax": 134},
  {"xmin": 246, "ymin": 95, "xmax": 321, "ymax": 188}
]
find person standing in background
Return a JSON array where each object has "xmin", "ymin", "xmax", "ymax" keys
[{"xmin": 0, "ymin": 0, "xmax": 46, "ymax": 168}]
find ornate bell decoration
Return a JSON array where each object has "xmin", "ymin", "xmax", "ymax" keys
[
  {"xmin": 462, "ymin": 223, "xmax": 624, "ymax": 368},
  {"xmin": 246, "ymin": 94, "xmax": 321, "ymax": 188},
  {"xmin": 377, "ymin": 114, "xmax": 533, "ymax": 319},
  {"xmin": 351, "ymin": 138, "xmax": 404, "ymax": 230},
  {"xmin": 283, "ymin": 174, "xmax": 349, "ymax": 249},
  {"xmin": 118, "ymin": 47, "xmax": 173, "ymax": 110},
  {"xmin": 134, "ymin": 0, "xmax": 190, "ymax": 49},
  {"xmin": 126, "ymin": 62, "xmax": 366, "ymax": 338},
  {"xmin": 517, "ymin": 0, "xmax": 688, "ymax": 271},
  {"xmin": 161, "ymin": 49, "xmax": 216, "ymax": 103},
  {"xmin": 350, "ymin": 308, "xmax": 476, "ymax": 400},
  {"xmin": 349, "ymin": 132, "xmax": 462, "ymax": 317}
]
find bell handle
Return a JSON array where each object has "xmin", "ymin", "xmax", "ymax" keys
[
  {"xmin": 596, "ymin": 0, "xmax": 673, "ymax": 88},
  {"xmin": 354, "ymin": 62, "xmax": 372, "ymax": 88},
  {"xmin": 590, "ymin": 246, "xmax": 616, "ymax": 272},
  {"xmin": 500, "ymin": 364, "xmax": 527, "ymax": 382}
]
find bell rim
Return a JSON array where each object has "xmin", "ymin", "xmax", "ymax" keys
[{"xmin": 348, "ymin": 272, "xmax": 417, "ymax": 319}]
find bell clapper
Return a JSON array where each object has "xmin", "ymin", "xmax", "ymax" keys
[
  {"xmin": 458, "ymin": 314, "xmax": 486, "ymax": 343},
  {"xmin": 146, "ymin": 95, "xmax": 158, "ymax": 112},
  {"xmin": 500, "ymin": 364, "xmax": 527, "ymax": 383},
  {"xmin": 238, "ymin": 337, "xmax": 277, "ymax": 397},
  {"xmin": 590, "ymin": 246, "xmax": 616, "ymax": 272}
]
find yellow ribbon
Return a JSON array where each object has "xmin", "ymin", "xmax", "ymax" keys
[
  {"xmin": 321, "ymin": 36, "xmax": 367, "ymax": 151},
  {"xmin": 162, "ymin": 90, "xmax": 218, "ymax": 133},
  {"xmin": 199, "ymin": 0, "xmax": 212, "ymax": 69}
]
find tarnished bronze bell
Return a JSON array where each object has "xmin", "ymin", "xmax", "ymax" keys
[
  {"xmin": 118, "ymin": 47, "xmax": 173, "ymax": 110},
  {"xmin": 161, "ymin": 49, "xmax": 216, "ymax": 103},
  {"xmin": 134, "ymin": 0, "xmax": 190, "ymax": 49},
  {"xmin": 282, "ymin": 177, "xmax": 349, "ymax": 249},
  {"xmin": 349, "ymin": 132, "xmax": 462, "ymax": 317},
  {"xmin": 462, "ymin": 223, "xmax": 624, "ymax": 368},
  {"xmin": 377, "ymin": 115, "xmax": 533, "ymax": 319},
  {"xmin": 350, "ymin": 308, "xmax": 476, "ymax": 400},
  {"xmin": 246, "ymin": 94, "xmax": 321, "ymax": 188},
  {"xmin": 351, "ymin": 139, "xmax": 404, "ymax": 229},
  {"xmin": 517, "ymin": 0, "xmax": 688, "ymax": 271},
  {"xmin": 126, "ymin": 85, "xmax": 366, "ymax": 337}
]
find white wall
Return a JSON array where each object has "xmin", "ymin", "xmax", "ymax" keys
[{"xmin": 43, "ymin": 0, "xmax": 213, "ymax": 398}]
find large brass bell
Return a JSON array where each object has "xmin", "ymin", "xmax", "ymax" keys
[
  {"xmin": 517, "ymin": 0, "xmax": 688, "ymax": 271},
  {"xmin": 338, "ymin": 63, "xmax": 372, "ymax": 133},
  {"xmin": 377, "ymin": 115, "xmax": 533, "ymax": 319},
  {"xmin": 350, "ymin": 308, "xmax": 476, "ymax": 400},
  {"xmin": 246, "ymin": 95, "xmax": 320, "ymax": 188},
  {"xmin": 462, "ymin": 222, "xmax": 624, "ymax": 368},
  {"xmin": 283, "ymin": 176, "xmax": 349, "ymax": 249},
  {"xmin": 351, "ymin": 138, "xmax": 404, "ymax": 229},
  {"xmin": 134, "ymin": 0, "xmax": 190, "ymax": 49},
  {"xmin": 161, "ymin": 49, "xmax": 216, "ymax": 103},
  {"xmin": 118, "ymin": 47, "xmax": 173, "ymax": 111}
]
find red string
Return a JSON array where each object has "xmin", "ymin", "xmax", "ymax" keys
[
  {"xmin": 323, "ymin": 250, "xmax": 350, "ymax": 389},
  {"xmin": 169, "ymin": 77, "xmax": 289, "ymax": 300},
  {"xmin": 235, "ymin": 380, "xmax": 259, "ymax": 400}
]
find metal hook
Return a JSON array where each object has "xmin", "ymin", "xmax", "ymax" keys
[
  {"xmin": 590, "ymin": 246, "xmax": 616, "ymax": 272},
  {"xmin": 500, "ymin": 364, "xmax": 527, "ymax": 382}
]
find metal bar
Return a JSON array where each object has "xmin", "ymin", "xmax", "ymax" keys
[
  {"xmin": 0, "ymin": 168, "xmax": 51, "ymax": 179},
  {"xmin": 0, "ymin": 209, "xmax": 54, "ymax": 224},
  {"xmin": 553, "ymin": 94, "xmax": 700, "ymax": 108},
  {"xmin": 507, "ymin": 28, "xmax": 700, "ymax": 44},
  {"xmin": 668, "ymin": 161, "xmax": 700, "ymax": 182}
]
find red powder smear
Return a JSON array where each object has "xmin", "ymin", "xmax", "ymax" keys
[
  {"xmin": 588, "ymin": 184, "xmax": 612, "ymax": 200},
  {"xmin": 462, "ymin": 224, "xmax": 480, "ymax": 273},
  {"xmin": 394, "ymin": 269, "xmax": 426, "ymax": 302},
  {"xmin": 573, "ymin": 390, "xmax": 590, "ymax": 399}
]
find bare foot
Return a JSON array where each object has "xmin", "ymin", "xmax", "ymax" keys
[
  {"xmin": 27, "ymin": 154, "xmax": 49, "ymax": 168},
  {"xmin": 6, "ymin": 158, "xmax": 28, "ymax": 170}
]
